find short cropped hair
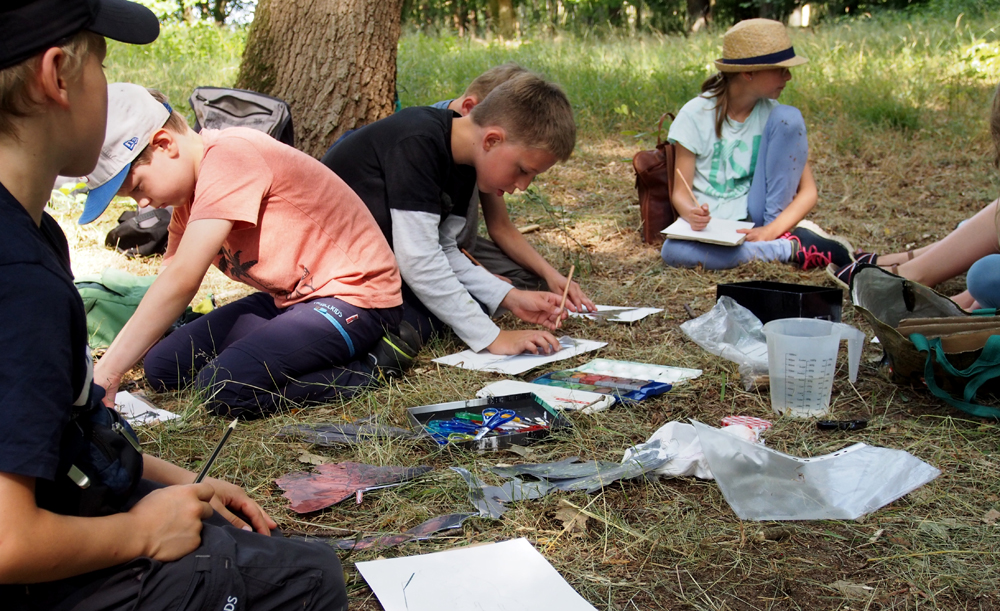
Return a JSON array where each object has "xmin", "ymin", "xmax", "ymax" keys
[
  {"xmin": 470, "ymin": 73, "xmax": 576, "ymax": 161},
  {"xmin": 131, "ymin": 88, "xmax": 191, "ymax": 167},
  {"xmin": 0, "ymin": 31, "xmax": 105, "ymax": 139},
  {"xmin": 463, "ymin": 63, "xmax": 528, "ymax": 101}
]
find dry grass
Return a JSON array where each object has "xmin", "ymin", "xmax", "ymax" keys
[
  {"xmin": 54, "ymin": 121, "xmax": 1000, "ymax": 610},
  {"xmin": 54, "ymin": 22, "xmax": 1000, "ymax": 610}
]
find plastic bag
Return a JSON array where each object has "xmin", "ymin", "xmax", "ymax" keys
[
  {"xmin": 692, "ymin": 420, "xmax": 940, "ymax": 520},
  {"xmin": 680, "ymin": 296, "xmax": 768, "ymax": 379}
]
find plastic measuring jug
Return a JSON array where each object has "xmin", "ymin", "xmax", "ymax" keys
[{"xmin": 761, "ymin": 318, "xmax": 864, "ymax": 418}]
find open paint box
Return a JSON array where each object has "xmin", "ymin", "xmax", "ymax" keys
[{"xmin": 406, "ymin": 393, "xmax": 569, "ymax": 452}]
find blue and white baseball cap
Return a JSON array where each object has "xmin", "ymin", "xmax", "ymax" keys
[{"xmin": 78, "ymin": 83, "xmax": 170, "ymax": 224}]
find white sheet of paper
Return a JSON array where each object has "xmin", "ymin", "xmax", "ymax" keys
[
  {"xmin": 573, "ymin": 358, "xmax": 702, "ymax": 385},
  {"xmin": 356, "ymin": 538, "xmax": 597, "ymax": 611},
  {"xmin": 662, "ymin": 217, "xmax": 755, "ymax": 246},
  {"xmin": 114, "ymin": 391, "xmax": 180, "ymax": 425},
  {"xmin": 477, "ymin": 380, "xmax": 616, "ymax": 414},
  {"xmin": 570, "ymin": 304, "xmax": 663, "ymax": 323},
  {"xmin": 432, "ymin": 336, "xmax": 607, "ymax": 375}
]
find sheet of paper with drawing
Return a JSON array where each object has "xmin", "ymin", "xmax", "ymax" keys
[
  {"xmin": 355, "ymin": 538, "xmax": 597, "ymax": 611},
  {"xmin": 662, "ymin": 217, "xmax": 755, "ymax": 246},
  {"xmin": 569, "ymin": 304, "xmax": 663, "ymax": 323},
  {"xmin": 115, "ymin": 391, "xmax": 180, "ymax": 425},
  {"xmin": 432, "ymin": 337, "xmax": 607, "ymax": 375}
]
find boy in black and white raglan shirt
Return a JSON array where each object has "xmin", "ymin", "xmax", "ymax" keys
[{"xmin": 322, "ymin": 72, "xmax": 578, "ymax": 357}]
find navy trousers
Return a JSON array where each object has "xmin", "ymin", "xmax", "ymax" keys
[
  {"xmin": 144, "ymin": 292, "xmax": 402, "ymax": 419},
  {"xmin": 10, "ymin": 481, "xmax": 348, "ymax": 611}
]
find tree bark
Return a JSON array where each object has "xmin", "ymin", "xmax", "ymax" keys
[
  {"xmin": 236, "ymin": 0, "xmax": 403, "ymax": 158},
  {"xmin": 494, "ymin": 0, "xmax": 515, "ymax": 38}
]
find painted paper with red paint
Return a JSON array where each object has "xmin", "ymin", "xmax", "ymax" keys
[{"xmin": 276, "ymin": 462, "xmax": 432, "ymax": 513}]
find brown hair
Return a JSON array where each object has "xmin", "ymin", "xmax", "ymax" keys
[
  {"xmin": 0, "ymin": 31, "xmax": 105, "ymax": 139},
  {"xmin": 463, "ymin": 63, "xmax": 528, "ymax": 101},
  {"xmin": 701, "ymin": 71, "xmax": 738, "ymax": 139},
  {"xmin": 131, "ymin": 88, "xmax": 191, "ymax": 167},
  {"xmin": 470, "ymin": 73, "xmax": 576, "ymax": 161}
]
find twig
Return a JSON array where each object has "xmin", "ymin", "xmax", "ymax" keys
[
  {"xmin": 559, "ymin": 499, "xmax": 653, "ymax": 542},
  {"xmin": 868, "ymin": 550, "xmax": 996, "ymax": 562}
]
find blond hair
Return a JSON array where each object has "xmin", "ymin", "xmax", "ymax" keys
[
  {"xmin": 470, "ymin": 73, "xmax": 576, "ymax": 161},
  {"xmin": 131, "ymin": 88, "xmax": 191, "ymax": 167},
  {"xmin": 0, "ymin": 31, "xmax": 106, "ymax": 139},
  {"xmin": 463, "ymin": 63, "xmax": 528, "ymax": 101}
]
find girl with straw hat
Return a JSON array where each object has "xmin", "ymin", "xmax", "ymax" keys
[{"xmin": 661, "ymin": 18, "xmax": 854, "ymax": 271}]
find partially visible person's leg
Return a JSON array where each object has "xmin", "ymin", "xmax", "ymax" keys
[
  {"xmin": 194, "ymin": 297, "xmax": 398, "ymax": 418},
  {"xmin": 661, "ymin": 238, "xmax": 791, "ymax": 270},
  {"xmin": 966, "ymin": 254, "xmax": 1000, "ymax": 309},
  {"xmin": 894, "ymin": 198, "xmax": 1000, "ymax": 285},
  {"xmin": 144, "ymin": 292, "xmax": 278, "ymax": 391},
  {"xmin": 746, "ymin": 105, "xmax": 809, "ymax": 226},
  {"xmin": 471, "ymin": 236, "xmax": 547, "ymax": 291}
]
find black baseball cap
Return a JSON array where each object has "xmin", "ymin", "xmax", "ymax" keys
[{"xmin": 0, "ymin": 0, "xmax": 159, "ymax": 71}]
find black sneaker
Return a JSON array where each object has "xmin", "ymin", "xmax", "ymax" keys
[
  {"xmin": 367, "ymin": 321, "xmax": 422, "ymax": 379},
  {"xmin": 786, "ymin": 221, "xmax": 854, "ymax": 270},
  {"xmin": 826, "ymin": 254, "xmax": 879, "ymax": 290}
]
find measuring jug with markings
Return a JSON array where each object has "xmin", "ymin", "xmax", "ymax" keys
[{"xmin": 762, "ymin": 318, "xmax": 864, "ymax": 417}]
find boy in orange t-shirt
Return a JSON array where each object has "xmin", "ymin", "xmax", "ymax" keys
[{"xmin": 82, "ymin": 83, "xmax": 402, "ymax": 419}]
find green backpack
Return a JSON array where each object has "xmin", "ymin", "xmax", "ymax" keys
[{"xmin": 75, "ymin": 269, "xmax": 156, "ymax": 350}]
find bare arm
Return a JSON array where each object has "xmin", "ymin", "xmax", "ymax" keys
[
  {"xmin": 480, "ymin": 191, "xmax": 595, "ymax": 312},
  {"xmin": 0, "ymin": 471, "xmax": 214, "ymax": 584},
  {"xmin": 94, "ymin": 218, "xmax": 233, "ymax": 402},
  {"xmin": 672, "ymin": 146, "xmax": 711, "ymax": 230}
]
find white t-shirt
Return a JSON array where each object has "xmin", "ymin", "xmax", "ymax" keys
[{"xmin": 668, "ymin": 95, "xmax": 777, "ymax": 220}]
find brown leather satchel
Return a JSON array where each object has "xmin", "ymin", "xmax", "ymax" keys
[{"xmin": 632, "ymin": 112, "xmax": 678, "ymax": 245}]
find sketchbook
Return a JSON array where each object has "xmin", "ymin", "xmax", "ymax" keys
[
  {"xmin": 662, "ymin": 217, "xmax": 755, "ymax": 246},
  {"xmin": 431, "ymin": 337, "xmax": 606, "ymax": 375}
]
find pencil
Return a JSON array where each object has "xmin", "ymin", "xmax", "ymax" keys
[
  {"xmin": 194, "ymin": 418, "xmax": 238, "ymax": 483},
  {"xmin": 461, "ymin": 248, "xmax": 483, "ymax": 268},
  {"xmin": 675, "ymin": 169, "xmax": 702, "ymax": 207},
  {"xmin": 558, "ymin": 264, "xmax": 575, "ymax": 314}
]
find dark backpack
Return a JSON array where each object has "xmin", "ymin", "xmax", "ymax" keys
[
  {"xmin": 189, "ymin": 86, "xmax": 295, "ymax": 146},
  {"xmin": 105, "ymin": 208, "xmax": 171, "ymax": 258}
]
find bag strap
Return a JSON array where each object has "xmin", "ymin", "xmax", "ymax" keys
[
  {"xmin": 910, "ymin": 333, "xmax": 1000, "ymax": 418},
  {"xmin": 654, "ymin": 112, "xmax": 675, "ymax": 146}
]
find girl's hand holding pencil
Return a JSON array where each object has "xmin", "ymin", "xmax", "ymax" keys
[{"xmin": 676, "ymin": 169, "xmax": 711, "ymax": 231}]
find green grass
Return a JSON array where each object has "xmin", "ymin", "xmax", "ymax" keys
[{"xmin": 85, "ymin": 13, "xmax": 1000, "ymax": 610}]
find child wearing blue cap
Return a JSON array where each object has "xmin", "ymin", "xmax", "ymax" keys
[{"xmin": 0, "ymin": 2, "xmax": 347, "ymax": 609}]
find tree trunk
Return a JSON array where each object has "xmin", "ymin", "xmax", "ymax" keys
[
  {"xmin": 495, "ymin": 0, "xmax": 515, "ymax": 38},
  {"xmin": 687, "ymin": 0, "xmax": 710, "ymax": 32},
  {"xmin": 236, "ymin": 0, "xmax": 403, "ymax": 158}
]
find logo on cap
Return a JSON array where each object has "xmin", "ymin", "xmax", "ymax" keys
[{"xmin": 123, "ymin": 137, "xmax": 139, "ymax": 151}]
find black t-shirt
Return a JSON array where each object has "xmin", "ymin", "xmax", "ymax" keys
[
  {"xmin": 0, "ymin": 181, "xmax": 93, "ymax": 484},
  {"xmin": 320, "ymin": 106, "xmax": 478, "ymax": 246}
]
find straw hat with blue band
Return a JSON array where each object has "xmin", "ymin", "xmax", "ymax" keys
[
  {"xmin": 78, "ymin": 84, "xmax": 171, "ymax": 225},
  {"xmin": 714, "ymin": 18, "xmax": 808, "ymax": 73}
]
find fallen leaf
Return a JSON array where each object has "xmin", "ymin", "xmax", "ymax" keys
[
  {"xmin": 505, "ymin": 444, "xmax": 535, "ymax": 458},
  {"xmin": 831, "ymin": 580, "xmax": 874, "ymax": 600},
  {"xmin": 555, "ymin": 499, "xmax": 589, "ymax": 533},
  {"xmin": 983, "ymin": 509, "xmax": 1000, "ymax": 524},
  {"xmin": 297, "ymin": 449, "xmax": 329, "ymax": 465}
]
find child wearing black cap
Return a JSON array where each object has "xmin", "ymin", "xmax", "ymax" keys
[{"xmin": 0, "ymin": 2, "xmax": 347, "ymax": 609}]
